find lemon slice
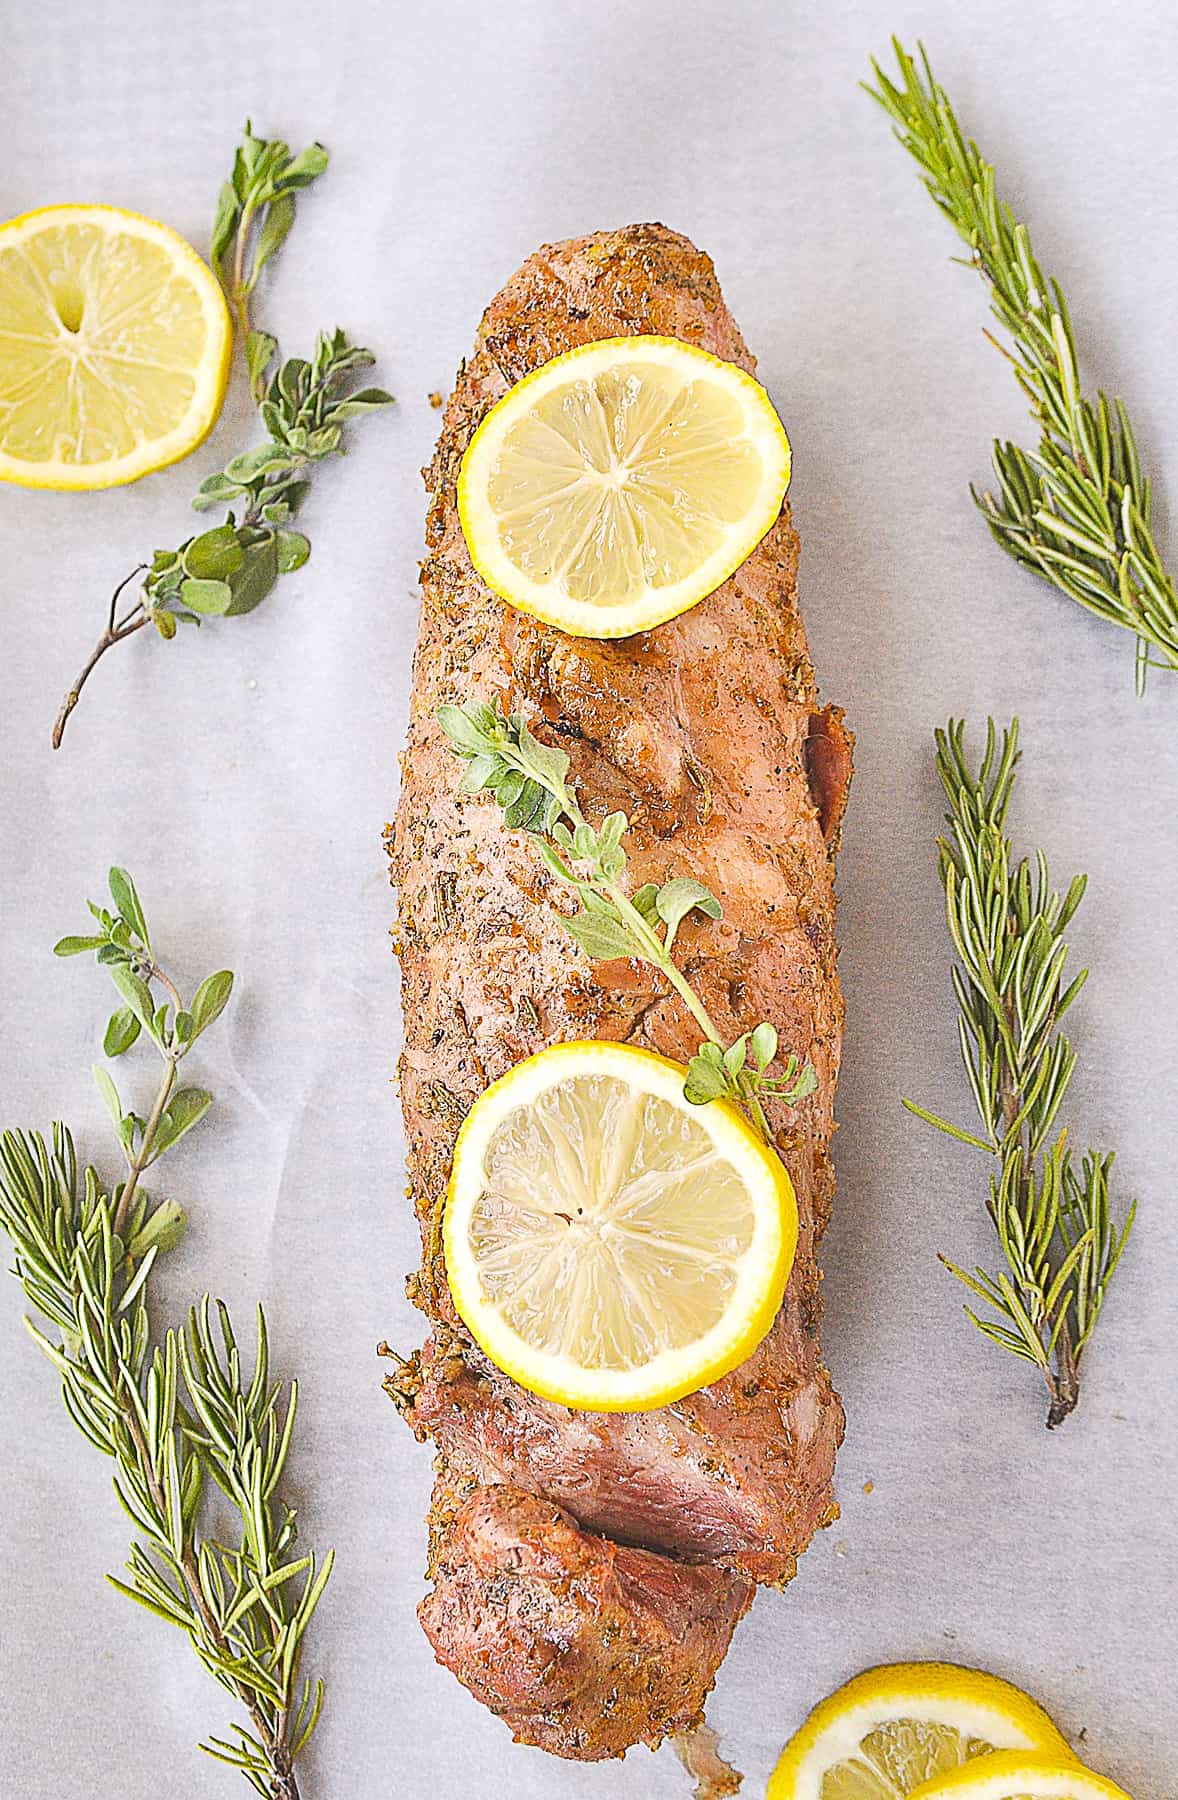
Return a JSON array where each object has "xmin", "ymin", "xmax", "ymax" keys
[
  {"xmin": 457, "ymin": 334, "xmax": 792, "ymax": 637},
  {"xmin": 768, "ymin": 1664, "xmax": 1076, "ymax": 1800},
  {"xmin": 910, "ymin": 1754, "xmax": 1131, "ymax": 1800},
  {"xmin": 444, "ymin": 1040, "xmax": 797, "ymax": 1411},
  {"xmin": 0, "ymin": 204, "xmax": 231, "ymax": 490}
]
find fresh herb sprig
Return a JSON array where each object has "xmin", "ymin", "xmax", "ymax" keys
[
  {"xmin": 0, "ymin": 870, "xmax": 331, "ymax": 1797},
  {"xmin": 438, "ymin": 699, "xmax": 817, "ymax": 1141},
  {"xmin": 52, "ymin": 124, "xmax": 393, "ymax": 748},
  {"xmin": 866, "ymin": 40, "xmax": 1178, "ymax": 690},
  {"xmin": 906, "ymin": 721, "xmax": 1135, "ymax": 1426}
]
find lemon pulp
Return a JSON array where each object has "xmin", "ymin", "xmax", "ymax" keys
[{"xmin": 820, "ymin": 1725, "xmax": 1003, "ymax": 1800}]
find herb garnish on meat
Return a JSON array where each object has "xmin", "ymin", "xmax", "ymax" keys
[{"xmin": 439, "ymin": 698, "xmax": 818, "ymax": 1142}]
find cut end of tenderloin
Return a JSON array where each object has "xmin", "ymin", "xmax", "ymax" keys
[{"xmin": 419, "ymin": 1484, "xmax": 754, "ymax": 1761}]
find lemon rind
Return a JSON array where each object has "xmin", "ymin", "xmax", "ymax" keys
[
  {"xmin": 457, "ymin": 334, "xmax": 792, "ymax": 639},
  {"xmin": 0, "ymin": 203, "xmax": 232, "ymax": 492},
  {"xmin": 909, "ymin": 1752, "xmax": 1130, "ymax": 1800},
  {"xmin": 443, "ymin": 1039, "xmax": 798, "ymax": 1412}
]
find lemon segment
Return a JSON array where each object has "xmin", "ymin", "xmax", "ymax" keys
[
  {"xmin": 443, "ymin": 1040, "xmax": 797, "ymax": 1411},
  {"xmin": 0, "ymin": 204, "xmax": 231, "ymax": 490},
  {"xmin": 769, "ymin": 1664, "xmax": 1077, "ymax": 1800},
  {"xmin": 909, "ymin": 1754, "xmax": 1132, "ymax": 1800},
  {"xmin": 457, "ymin": 335, "xmax": 792, "ymax": 637}
]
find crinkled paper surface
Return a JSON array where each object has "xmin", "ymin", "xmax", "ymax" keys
[{"xmin": 1, "ymin": 1, "xmax": 1175, "ymax": 1795}]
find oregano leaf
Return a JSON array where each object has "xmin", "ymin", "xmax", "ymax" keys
[
  {"xmin": 190, "ymin": 971, "xmax": 234, "ymax": 1040},
  {"xmin": 103, "ymin": 1007, "xmax": 141, "ymax": 1058},
  {"xmin": 560, "ymin": 911, "xmax": 641, "ymax": 962}
]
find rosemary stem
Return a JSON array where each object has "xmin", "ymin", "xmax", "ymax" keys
[{"xmin": 121, "ymin": 1402, "xmax": 298, "ymax": 1797}]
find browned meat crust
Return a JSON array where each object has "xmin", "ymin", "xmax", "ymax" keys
[
  {"xmin": 387, "ymin": 222, "xmax": 850, "ymax": 1762},
  {"xmin": 420, "ymin": 1486, "xmax": 754, "ymax": 1761}
]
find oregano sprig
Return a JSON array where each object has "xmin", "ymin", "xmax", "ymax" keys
[
  {"xmin": 438, "ymin": 699, "xmax": 817, "ymax": 1141},
  {"xmin": 210, "ymin": 124, "xmax": 329, "ymax": 369},
  {"xmin": 52, "ymin": 123, "xmax": 393, "ymax": 748},
  {"xmin": 906, "ymin": 720, "xmax": 1135, "ymax": 1427},
  {"xmin": 865, "ymin": 40, "xmax": 1178, "ymax": 690},
  {"xmin": 0, "ymin": 869, "xmax": 331, "ymax": 1797}
]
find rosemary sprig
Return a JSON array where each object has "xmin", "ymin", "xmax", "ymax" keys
[
  {"xmin": 52, "ymin": 123, "xmax": 393, "ymax": 748},
  {"xmin": 906, "ymin": 721, "xmax": 1135, "ymax": 1427},
  {"xmin": 438, "ymin": 699, "xmax": 817, "ymax": 1141},
  {"xmin": 0, "ymin": 869, "xmax": 331, "ymax": 1797},
  {"xmin": 866, "ymin": 40, "xmax": 1178, "ymax": 690}
]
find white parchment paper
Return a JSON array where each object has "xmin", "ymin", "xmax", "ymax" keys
[{"xmin": 1, "ymin": 2, "xmax": 1175, "ymax": 1796}]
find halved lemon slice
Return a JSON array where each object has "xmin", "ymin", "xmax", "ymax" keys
[
  {"xmin": 444, "ymin": 1040, "xmax": 797, "ymax": 1411},
  {"xmin": 0, "ymin": 204, "xmax": 231, "ymax": 490},
  {"xmin": 457, "ymin": 334, "xmax": 792, "ymax": 637},
  {"xmin": 768, "ymin": 1664, "xmax": 1076, "ymax": 1800},
  {"xmin": 910, "ymin": 1754, "xmax": 1131, "ymax": 1800}
]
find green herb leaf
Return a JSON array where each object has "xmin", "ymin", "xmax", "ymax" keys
[
  {"xmin": 92, "ymin": 1064, "xmax": 124, "ymax": 1128},
  {"xmin": 108, "ymin": 867, "xmax": 150, "ymax": 943},
  {"xmin": 189, "ymin": 970, "xmax": 234, "ymax": 1039},
  {"xmin": 330, "ymin": 387, "xmax": 395, "ymax": 419},
  {"xmin": 438, "ymin": 702, "xmax": 497, "ymax": 756},
  {"xmin": 655, "ymin": 877, "xmax": 722, "ymax": 942},
  {"xmin": 561, "ymin": 910, "xmax": 641, "ymax": 962},
  {"xmin": 281, "ymin": 143, "xmax": 330, "ymax": 187},
  {"xmin": 180, "ymin": 578, "xmax": 234, "ymax": 616},
  {"xmin": 183, "ymin": 525, "xmax": 245, "ymax": 583},
  {"xmin": 53, "ymin": 935, "xmax": 106, "ymax": 957},
  {"xmin": 683, "ymin": 1055, "xmax": 731, "ymax": 1105},
  {"xmin": 125, "ymin": 1198, "xmax": 187, "ymax": 1258},
  {"xmin": 103, "ymin": 1007, "xmax": 142, "ymax": 1058},
  {"xmin": 210, "ymin": 180, "xmax": 240, "ymax": 266},
  {"xmin": 750, "ymin": 1022, "xmax": 778, "ymax": 1072},
  {"xmin": 275, "ymin": 530, "xmax": 311, "ymax": 574},
  {"xmin": 225, "ymin": 535, "xmax": 279, "ymax": 616},
  {"xmin": 630, "ymin": 883, "xmax": 660, "ymax": 924},
  {"xmin": 150, "ymin": 1088, "xmax": 213, "ymax": 1161},
  {"xmin": 110, "ymin": 966, "xmax": 158, "ymax": 1036},
  {"xmin": 252, "ymin": 191, "xmax": 296, "ymax": 282},
  {"xmin": 245, "ymin": 330, "xmax": 278, "ymax": 392}
]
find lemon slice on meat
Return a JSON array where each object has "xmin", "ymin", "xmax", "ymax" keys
[
  {"xmin": 457, "ymin": 334, "xmax": 792, "ymax": 637},
  {"xmin": 444, "ymin": 1040, "xmax": 797, "ymax": 1411},
  {"xmin": 909, "ymin": 1754, "xmax": 1131, "ymax": 1800},
  {"xmin": 768, "ymin": 1664, "xmax": 1077, "ymax": 1800},
  {"xmin": 0, "ymin": 204, "xmax": 231, "ymax": 490}
]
